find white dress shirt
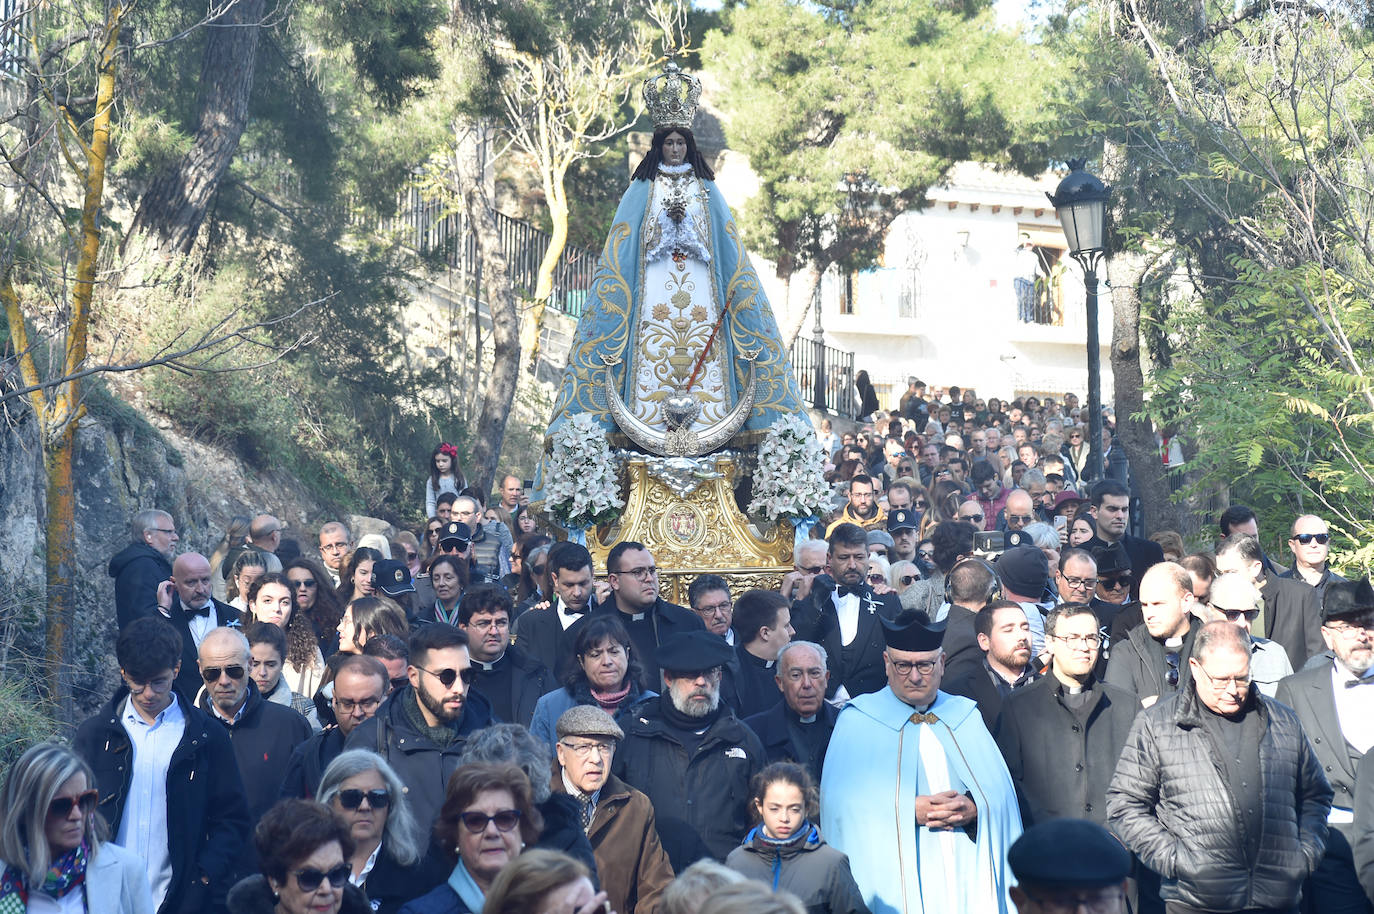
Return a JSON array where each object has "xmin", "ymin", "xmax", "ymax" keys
[
  {"xmin": 832, "ymin": 590, "xmax": 861, "ymax": 646},
  {"xmin": 116, "ymin": 695, "xmax": 185, "ymax": 911},
  {"xmin": 1332, "ymin": 660, "xmax": 1374, "ymax": 754}
]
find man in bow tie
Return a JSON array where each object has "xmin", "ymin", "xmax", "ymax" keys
[
  {"xmin": 155, "ymin": 551, "xmax": 241, "ymax": 703},
  {"xmin": 1275, "ymin": 577, "xmax": 1374, "ymax": 914},
  {"xmin": 789, "ymin": 522, "xmax": 902, "ymax": 702}
]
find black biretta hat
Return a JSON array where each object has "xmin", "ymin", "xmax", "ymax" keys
[
  {"xmin": 1008, "ymin": 818, "xmax": 1131, "ymax": 888},
  {"xmin": 879, "ymin": 610, "xmax": 946, "ymax": 652}
]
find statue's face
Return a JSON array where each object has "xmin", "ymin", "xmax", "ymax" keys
[{"xmin": 662, "ymin": 132, "xmax": 688, "ymax": 166}]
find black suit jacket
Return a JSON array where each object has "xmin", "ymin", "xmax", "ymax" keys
[
  {"xmin": 789, "ymin": 576, "xmax": 900, "ymax": 699},
  {"xmin": 943, "ymin": 662, "xmax": 1006, "ymax": 733},
  {"xmin": 941, "ymin": 603, "xmax": 983, "ymax": 685},
  {"xmin": 742, "ymin": 701, "xmax": 839, "ymax": 783},
  {"xmin": 1275, "ymin": 663, "xmax": 1363, "ymax": 845},
  {"xmin": 165, "ymin": 597, "xmax": 241, "ymax": 705},
  {"xmin": 1263, "ymin": 571, "xmax": 1324, "ymax": 670},
  {"xmin": 511, "ymin": 597, "xmax": 600, "ymax": 680}
]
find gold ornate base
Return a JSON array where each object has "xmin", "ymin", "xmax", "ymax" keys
[{"xmin": 589, "ymin": 455, "xmax": 795, "ymax": 604}]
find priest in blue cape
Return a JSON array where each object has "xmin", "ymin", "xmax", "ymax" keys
[
  {"xmin": 538, "ymin": 60, "xmax": 804, "ymax": 478},
  {"xmin": 820, "ymin": 609, "xmax": 1022, "ymax": 914}
]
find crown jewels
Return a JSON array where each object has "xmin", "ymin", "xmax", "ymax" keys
[{"xmin": 643, "ymin": 61, "xmax": 701, "ymax": 130}]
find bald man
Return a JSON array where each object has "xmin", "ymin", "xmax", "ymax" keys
[
  {"xmin": 1001, "ymin": 489, "xmax": 1037, "ymax": 533},
  {"xmin": 1281, "ymin": 514, "xmax": 1346, "ymax": 598},
  {"xmin": 1105, "ymin": 562, "xmax": 1203, "ymax": 707},
  {"xmin": 157, "ymin": 552, "xmax": 241, "ymax": 703},
  {"xmin": 1206, "ymin": 572, "xmax": 1292, "ymax": 696}
]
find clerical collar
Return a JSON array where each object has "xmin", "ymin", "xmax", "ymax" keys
[
  {"xmin": 474, "ymin": 652, "xmax": 507, "ymax": 672},
  {"xmin": 659, "ymin": 162, "xmax": 692, "ymax": 175},
  {"xmin": 798, "ymin": 713, "xmax": 817, "ymax": 724}
]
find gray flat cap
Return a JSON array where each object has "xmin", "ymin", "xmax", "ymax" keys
[{"xmin": 556, "ymin": 705, "xmax": 624, "ymax": 741}]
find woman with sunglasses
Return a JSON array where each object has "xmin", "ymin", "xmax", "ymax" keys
[
  {"xmin": 228, "ymin": 799, "xmax": 369, "ymax": 914},
  {"xmin": 399, "ymin": 764, "xmax": 543, "ymax": 914},
  {"xmin": 286, "ymin": 558, "xmax": 345, "ymax": 657},
  {"xmin": 0, "ymin": 743, "xmax": 153, "ymax": 914},
  {"xmin": 317, "ymin": 751, "xmax": 445, "ymax": 914},
  {"xmin": 421, "ymin": 517, "xmax": 445, "ymax": 564}
]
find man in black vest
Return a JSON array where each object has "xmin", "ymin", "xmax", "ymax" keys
[
  {"xmin": 1275, "ymin": 578, "xmax": 1374, "ymax": 914},
  {"xmin": 789, "ymin": 523, "xmax": 902, "ymax": 701},
  {"xmin": 155, "ymin": 551, "xmax": 240, "ymax": 704}
]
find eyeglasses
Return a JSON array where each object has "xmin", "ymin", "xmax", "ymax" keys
[
  {"xmin": 427, "ymin": 527, "xmax": 441, "ymax": 537},
  {"xmin": 1100, "ymin": 575, "xmax": 1131, "ymax": 591},
  {"xmin": 1022, "ymin": 888, "xmax": 1125, "ymax": 914},
  {"xmin": 290, "ymin": 578, "xmax": 317, "ymax": 589},
  {"xmin": 466, "ymin": 617, "xmax": 509, "ymax": 632},
  {"xmin": 915, "ymin": 500, "xmax": 929, "ymax": 510},
  {"xmin": 1214, "ymin": 606, "xmax": 1260, "ymax": 623},
  {"xmin": 458, "ymin": 809, "xmax": 522, "ymax": 834},
  {"xmin": 414, "ymin": 664, "xmax": 475, "ymax": 688},
  {"xmin": 1052, "ymin": 633, "xmax": 1103, "ymax": 649},
  {"xmin": 613, "ymin": 565, "xmax": 658, "ymax": 580},
  {"xmin": 1194, "ymin": 663, "xmax": 1251, "ymax": 690},
  {"xmin": 1292, "ymin": 532, "xmax": 1330, "ymax": 545},
  {"xmin": 900, "ymin": 575, "xmax": 917, "ymax": 585},
  {"xmin": 123, "ymin": 674, "xmax": 174, "ymax": 695},
  {"xmin": 334, "ymin": 695, "xmax": 382, "ymax": 714},
  {"xmin": 48, "ymin": 790, "xmax": 99, "ymax": 818},
  {"xmin": 294, "ymin": 864, "xmax": 352, "ymax": 893},
  {"xmin": 201, "ymin": 664, "xmax": 246, "ymax": 683},
  {"xmin": 337, "ymin": 788, "xmax": 390, "ymax": 810},
  {"xmin": 697, "ymin": 601, "xmax": 732, "ymax": 616},
  {"xmin": 1164, "ymin": 651, "xmax": 1181, "ymax": 688},
  {"xmin": 1324, "ymin": 620, "xmax": 1374, "ymax": 637},
  {"xmin": 1062, "ymin": 575, "xmax": 1099, "ymax": 591},
  {"xmin": 889, "ymin": 658, "xmax": 938, "ymax": 677},
  {"xmin": 151, "ymin": 528, "xmax": 177, "ymax": 536},
  {"xmin": 404, "ymin": 551, "xmax": 418, "ymax": 561},
  {"xmin": 917, "ymin": 550, "xmax": 934, "ymax": 560},
  {"xmin": 559, "ymin": 740, "xmax": 615, "ymax": 758}
]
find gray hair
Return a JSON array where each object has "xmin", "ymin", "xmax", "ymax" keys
[
  {"xmin": 317, "ymin": 750, "xmax": 422, "ymax": 866},
  {"xmin": 1193, "ymin": 618, "xmax": 1251, "ymax": 662},
  {"xmin": 199, "ymin": 626, "xmax": 250, "ymax": 662},
  {"xmin": 1022, "ymin": 522, "xmax": 1060, "ymax": 552},
  {"xmin": 132, "ymin": 508, "xmax": 171, "ymax": 542},
  {"xmin": 0, "ymin": 744, "xmax": 109, "ymax": 884},
  {"xmin": 461, "ymin": 724, "xmax": 553, "ymax": 803},
  {"xmin": 776, "ymin": 639, "xmax": 828, "ymax": 668},
  {"xmin": 699, "ymin": 882, "xmax": 805, "ymax": 914},
  {"xmin": 661, "ymin": 861, "xmax": 747, "ymax": 914}
]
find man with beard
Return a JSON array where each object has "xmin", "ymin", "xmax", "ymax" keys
[
  {"xmin": 826, "ymin": 474, "xmax": 887, "ymax": 534},
  {"xmin": 346, "ymin": 623, "xmax": 494, "ymax": 831},
  {"xmin": 789, "ymin": 522, "xmax": 902, "ymax": 701},
  {"xmin": 995, "ymin": 603, "xmax": 1138, "ymax": 827},
  {"xmin": 1275, "ymin": 578, "xmax": 1374, "ymax": 914},
  {"xmin": 821, "ymin": 610, "xmax": 1022, "ymax": 914},
  {"xmin": 457, "ymin": 583, "xmax": 554, "ymax": 727},
  {"xmin": 946, "ymin": 600, "xmax": 1038, "ymax": 731},
  {"xmin": 613, "ymin": 630, "xmax": 765, "ymax": 860},
  {"xmin": 1105, "ymin": 562, "xmax": 1202, "ymax": 708}
]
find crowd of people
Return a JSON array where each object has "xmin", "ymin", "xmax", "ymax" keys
[{"xmin": 4, "ymin": 382, "xmax": 1371, "ymax": 914}]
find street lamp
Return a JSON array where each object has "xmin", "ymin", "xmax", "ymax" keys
[{"xmin": 1047, "ymin": 159, "xmax": 1110, "ymax": 484}]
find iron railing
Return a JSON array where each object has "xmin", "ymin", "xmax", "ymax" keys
[{"xmin": 790, "ymin": 337, "xmax": 856, "ymax": 419}]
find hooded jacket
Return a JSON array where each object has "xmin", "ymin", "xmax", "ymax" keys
[
  {"xmin": 109, "ymin": 542, "xmax": 172, "ymax": 631},
  {"xmin": 725, "ymin": 824, "xmax": 869, "ymax": 914}
]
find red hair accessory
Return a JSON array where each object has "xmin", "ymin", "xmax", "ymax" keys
[{"xmin": 439, "ymin": 443, "xmax": 459, "ymax": 459}]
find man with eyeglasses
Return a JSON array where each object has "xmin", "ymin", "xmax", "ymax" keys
[
  {"xmin": 687, "ymin": 574, "xmax": 735, "ymax": 643},
  {"xmin": 1007, "ymin": 818, "xmax": 1131, "ymax": 914},
  {"xmin": 614, "ymin": 630, "xmax": 765, "ymax": 861},
  {"xmin": 1281, "ymin": 514, "xmax": 1346, "ymax": 598},
  {"xmin": 317, "ymin": 521, "xmax": 352, "ymax": 587},
  {"xmin": 452, "ymin": 495, "xmax": 513, "ymax": 583},
  {"xmin": 1204, "ymin": 572, "xmax": 1292, "ymax": 696},
  {"xmin": 1105, "ymin": 562, "xmax": 1201, "ymax": 709},
  {"xmin": 279, "ymin": 655, "xmax": 389, "ymax": 801},
  {"xmin": 1216, "ymin": 532, "xmax": 1324, "ymax": 671},
  {"xmin": 572, "ymin": 540, "xmax": 702, "ymax": 688},
  {"xmin": 826, "ymin": 474, "xmax": 887, "ymax": 535},
  {"xmin": 957, "ymin": 496, "xmax": 987, "ymax": 528},
  {"xmin": 822, "ymin": 609, "xmax": 1022, "ymax": 914},
  {"xmin": 996, "ymin": 603, "xmax": 1137, "ymax": 828},
  {"xmin": 76, "ymin": 617, "xmax": 250, "ymax": 914},
  {"xmin": 196, "ymin": 627, "xmax": 312, "ymax": 837},
  {"xmin": 457, "ymin": 583, "xmax": 554, "ymax": 727},
  {"xmin": 1109, "ymin": 620, "xmax": 1333, "ymax": 914},
  {"xmin": 552, "ymin": 706, "xmax": 673, "ymax": 914},
  {"xmin": 346, "ymin": 623, "xmax": 495, "ymax": 832},
  {"xmin": 744, "ymin": 641, "xmax": 837, "ymax": 782},
  {"xmin": 109, "ymin": 508, "xmax": 179, "ymax": 631},
  {"xmin": 1275, "ymin": 578, "xmax": 1374, "ymax": 914}
]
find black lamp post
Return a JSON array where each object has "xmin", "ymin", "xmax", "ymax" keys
[{"xmin": 1047, "ymin": 159, "xmax": 1110, "ymax": 483}]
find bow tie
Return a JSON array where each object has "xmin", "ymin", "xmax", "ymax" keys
[
  {"xmin": 562, "ymin": 603, "xmax": 591, "ymax": 615},
  {"xmin": 836, "ymin": 584, "xmax": 864, "ymax": 598},
  {"xmin": 1345, "ymin": 678, "xmax": 1374, "ymax": 689},
  {"xmin": 184, "ymin": 602, "xmax": 212, "ymax": 619}
]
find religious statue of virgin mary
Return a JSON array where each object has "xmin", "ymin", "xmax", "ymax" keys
[{"xmin": 541, "ymin": 61, "xmax": 804, "ymax": 461}]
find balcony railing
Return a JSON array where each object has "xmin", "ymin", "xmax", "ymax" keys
[{"xmin": 791, "ymin": 337, "xmax": 856, "ymax": 419}]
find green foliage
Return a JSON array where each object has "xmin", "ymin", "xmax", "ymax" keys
[{"xmin": 0, "ymin": 680, "xmax": 60, "ymax": 771}]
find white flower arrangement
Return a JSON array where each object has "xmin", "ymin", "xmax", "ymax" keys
[
  {"xmin": 748, "ymin": 415, "xmax": 831, "ymax": 524},
  {"xmin": 545, "ymin": 413, "xmax": 625, "ymax": 528}
]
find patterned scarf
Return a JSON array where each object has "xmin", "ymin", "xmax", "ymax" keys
[{"xmin": 0, "ymin": 840, "xmax": 91, "ymax": 914}]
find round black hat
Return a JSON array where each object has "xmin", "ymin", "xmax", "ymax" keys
[
  {"xmin": 656, "ymin": 630, "xmax": 735, "ymax": 674},
  {"xmin": 1008, "ymin": 818, "xmax": 1131, "ymax": 888}
]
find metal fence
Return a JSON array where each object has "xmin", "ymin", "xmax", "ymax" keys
[
  {"xmin": 385, "ymin": 185, "xmax": 599, "ymax": 318},
  {"xmin": 790, "ymin": 337, "xmax": 856, "ymax": 419}
]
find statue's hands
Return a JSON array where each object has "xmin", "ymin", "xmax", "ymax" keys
[{"xmin": 666, "ymin": 199, "xmax": 687, "ymax": 223}]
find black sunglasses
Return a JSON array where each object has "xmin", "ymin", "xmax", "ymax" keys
[
  {"xmin": 337, "ymin": 789, "xmax": 390, "ymax": 810},
  {"xmin": 49, "ymin": 790, "xmax": 99, "ymax": 818},
  {"xmin": 900, "ymin": 575, "xmax": 917, "ymax": 585},
  {"xmin": 291, "ymin": 578, "xmax": 317, "ymax": 589},
  {"xmin": 1164, "ymin": 650, "xmax": 1181, "ymax": 688},
  {"xmin": 201, "ymin": 664, "xmax": 246, "ymax": 682},
  {"xmin": 531, "ymin": 564, "xmax": 547, "ymax": 575},
  {"xmin": 1292, "ymin": 533, "xmax": 1330, "ymax": 545},
  {"xmin": 458, "ymin": 809, "xmax": 522, "ymax": 834},
  {"xmin": 294, "ymin": 863, "xmax": 352, "ymax": 893},
  {"xmin": 415, "ymin": 665, "xmax": 475, "ymax": 689},
  {"xmin": 1100, "ymin": 575, "xmax": 1131, "ymax": 590}
]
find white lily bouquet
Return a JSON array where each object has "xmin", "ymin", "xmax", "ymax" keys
[
  {"xmin": 545, "ymin": 413, "xmax": 625, "ymax": 528},
  {"xmin": 748, "ymin": 415, "xmax": 831, "ymax": 525}
]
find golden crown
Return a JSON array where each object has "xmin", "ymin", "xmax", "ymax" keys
[{"xmin": 643, "ymin": 61, "xmax": 701, "ymax": 130}]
